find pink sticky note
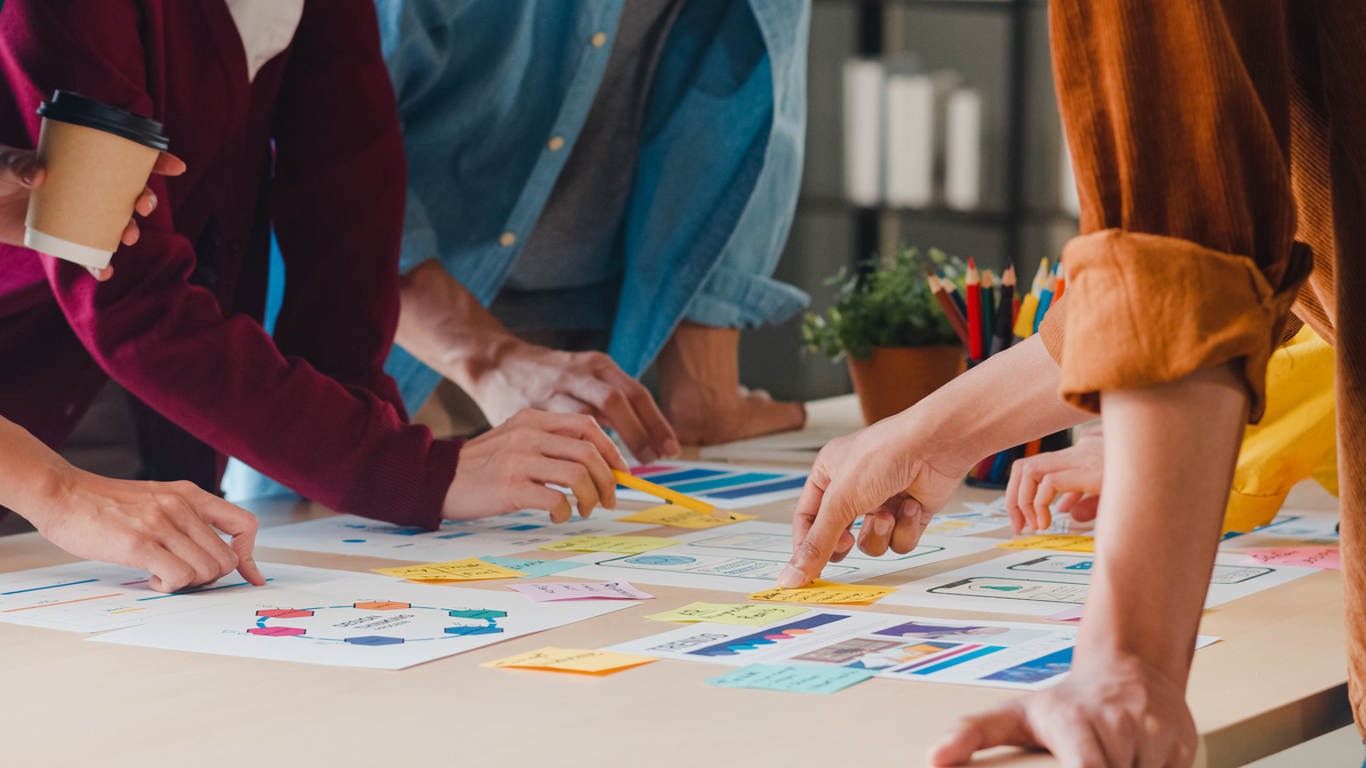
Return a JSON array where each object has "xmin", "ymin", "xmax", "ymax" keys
[
  {"xmin": 506, "ymin": 581, "xmax": 655, "ymax": 602},
  {"xmin": 1046, "ymin": 605, "xmax": 1085, "ymax": 621},
  {"xmin": 1245, "ymin": 547, "xmax": 1340, "ymax": 570}
]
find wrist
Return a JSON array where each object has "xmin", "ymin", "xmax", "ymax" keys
[
  {"xmin": 444, "ymin": 332, "xmax": 523, "ymax": 399},
  {"xmin": 5, "ymin": 455, "xmax": 75, "ymax": 530}
]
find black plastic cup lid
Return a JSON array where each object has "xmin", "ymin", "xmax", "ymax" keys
[{"xmin": 36, "ymin": 91, "xmax": 169, "ymax": 152}]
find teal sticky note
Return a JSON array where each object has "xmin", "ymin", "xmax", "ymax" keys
[
  {"xmin": 480, "ymin": 557, "xmax": 586, "ymax": 579},
  {"xmin": 705, "ymin": 664, "xmax": 875, "ymax": 694}
]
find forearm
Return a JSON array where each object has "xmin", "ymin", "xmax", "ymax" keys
[
  {"xmin": 906, "ymin": 335, "xmax": 1090, "ymax": 468},
  {"xmin": 396, "ymin": 258, "xmax": 519, "ymax": 395},
  {"xmin": 1077, "ymin": 362, "xmax": 1248, "ymax": 679},
  {"xmin": 0, "ymin": 417, "xmax": 70, "ymax": 523}
]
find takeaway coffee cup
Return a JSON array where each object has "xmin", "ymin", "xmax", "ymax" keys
[{"xmin": 23, "ymin": 91, "xmax": 170, "ymax": 269}]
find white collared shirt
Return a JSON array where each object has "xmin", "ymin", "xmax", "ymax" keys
[{"xmin": 224, "ymin": 0, "xmax": 306, "ymax": 82}]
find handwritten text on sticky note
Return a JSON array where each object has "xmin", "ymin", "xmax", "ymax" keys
[
  {"xmin": 538, "ymin": 535, "xmax": 681, "ymax": 554},
  {"xmin": 747, "ymin": 580, "xmax": 897, "ymax": 605},
  {"xmin": 996, "ymin": 534, "xmax": 1095, "ymax": 553},
  {"xmin": 372, "ymin": 558, "xmax": 526, "ymax": 581},
  {"xmin": 615, "ymin": 505, "xmax": 757, "ymax": 529},
  {"xmin": 1245, "ymin": 547, "xmax": 1340, "ymax": 570},
  {"xmin": 706, "ymin": 664, "xmax": 875, "ymax": 694},
  {"xmin": 481, "ymin": 647, "xmax": 658, "ymax": 675}
]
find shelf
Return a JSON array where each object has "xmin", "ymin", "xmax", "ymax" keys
[
  {"xmin": 796, "ymin": 195, "xmax": 1078, "ymax": 226},
  {"xmin": 813, "ymin": 0, "xmax": 1039, "ymax": 13}
]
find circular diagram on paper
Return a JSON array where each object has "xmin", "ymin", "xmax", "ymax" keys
[
  {"xmin": 248, "ymin": 603, "xmax": 506, "ymax": 646},
  {"xmin": 623, "ymin": 555, "xmax": 697, "ymax": 566}
]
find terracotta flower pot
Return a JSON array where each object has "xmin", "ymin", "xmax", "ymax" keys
[{"xmin": 847, "ymin": 345, "xmax": 967, "ymax": 426}]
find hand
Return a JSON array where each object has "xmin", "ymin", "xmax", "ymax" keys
[
  {"xmin": 780, "ymin": 411, "xmax": 973, "ymax": 588},
  {"xmin": 472, "ymin": 341, "xmax": 678, "ymax": 464},
  {"xmin": 0, "ymin": 145, "xmax": 186, "ymax": 279},
  {"xmin": 443, "ymin": 409, "xmax": 629, "ymax": 523},
  {"xmin": 1005, "ymin": 423, "xmax": 1103, "ymax": 531},
  {"xmin": 928, "ymin": 654, "xmax": 1198, "ymax": 768},
  {"xmin": 30, "ymin": 472, "xmax": 265, "ymax": 594}
]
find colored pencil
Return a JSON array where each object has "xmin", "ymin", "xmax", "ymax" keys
[
  {"xmin": 965, "ymin": 258, "xmax": 982, "ymax": 360},
  {"xmin": 612, "ymin": 470, "xmax": 733, "ymax": 520},
  {"xmin": 1012, "ymin": 258, "xmax": 1049, "ymax": 340},
  {"xmin": 1053, "ymin": 262, "xmax": 1066, "ymax": 303},
  {"xmin": 980, "ymin": 269, "xmax": 996, "ymax": 359},
  {"xmin": 1033, "ymin": 262, "xmax": 1058, "ymax": 334},
  {"xmin": 942, "ymin": 275, "xmax": 968, "ymax": 318},
  {"xmin": 989, "ymin": 265, "xmax": 1016, "ymax": 356},
  {"xmin": 927, "ymin": 271, "xmax": 971, "ymax": 348}
]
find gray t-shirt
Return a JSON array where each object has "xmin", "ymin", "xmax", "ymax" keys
[{"xmin": 492, "ymin": 0, "xmax": 686, "ymax": 331}]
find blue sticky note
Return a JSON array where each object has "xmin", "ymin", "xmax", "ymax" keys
[
  {"xmin": 705, "ymin": 664, "xmax": 875, "ymax": 694},
  {"xmin": 480, "ymin": 557, "xmax": 587, "ymax": 579}
]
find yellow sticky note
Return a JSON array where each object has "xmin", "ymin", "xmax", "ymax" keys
[
  {"xmin": 371, "ymin": 558, "xmax": 527, "ymax": 582},
  {"xmin": 646, "ymin": 602, "xmax": 809, "ymax": 626},
  {"xmin": 616, "ymin": 505, "xmax": 757, "ymax": 529},
  {"xmin": 480, "ymin": 647, "xmax": 658, "ymax": 675},
  {"xmin": 747, "ymin": 580, "xmax": 898, "ymax": 605},
  {"xmin": 538, "ymin": 535, "xmax": 681, "ymax": 554},
  {"xmin": 996, "ymin": 534, "xmax": 1095, "ymax": 553}
]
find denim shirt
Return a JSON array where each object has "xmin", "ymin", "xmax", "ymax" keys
[
  {"xmin": 378, "ymin": 0, "xmax": 810, "ymax": 404},
  {"xmin": 223, "ymin": 0, "xmax": 809, "ymax": 502}
]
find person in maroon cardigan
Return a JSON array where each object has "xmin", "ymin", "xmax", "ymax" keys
[{"xmin": 0, "ymin": 0, "xmax": 625, "ymax": 532}]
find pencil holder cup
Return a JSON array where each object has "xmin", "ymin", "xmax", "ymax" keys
[{"xmin": 963, "ymin": 428, "xmax": 1073, "ymax": 490}]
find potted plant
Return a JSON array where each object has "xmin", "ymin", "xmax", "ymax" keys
[{"xmin": 802, "ymin": 246, "xmax": 967, "ymax": 425}]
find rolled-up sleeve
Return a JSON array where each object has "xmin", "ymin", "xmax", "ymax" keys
[{"xmin": 1045, "ymin": 0, "xmax": 1313, "ymax": 420}]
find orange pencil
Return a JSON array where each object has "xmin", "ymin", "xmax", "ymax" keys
[{"xmin": 1053, "ymin": 262, "xmax": 1067, "ymax": 303}]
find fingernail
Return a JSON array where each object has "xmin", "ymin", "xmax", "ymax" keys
[
  {"xmin": 873, "ymin": 517, "xmax": 893, "ymax": 537},
  {"xmin": 777, "ymin": 566, "xmax": 806, "ymax": 589},
  {"xmin": 87, "ymin": 266, "xmax": 103, "ymax": 279},
  {"xmin": 662, "ymin": 439, "xmax": 680, "ymax": 458}
]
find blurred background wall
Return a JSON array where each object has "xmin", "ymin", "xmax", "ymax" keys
[{"xmin": 726, "ymin": 0, "xmax": 1080, "ymax": 404}]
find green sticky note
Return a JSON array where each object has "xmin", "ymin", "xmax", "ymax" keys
[
  {"xmin": 706, "ymin": 664, "xmax": 875, "ymax": 694},
  {"xmin": 645, "ymin": 603, "xmax": 809, "ymax": 627},
  {"xmin": 480, "ymin": 557, "xmax": 587, "ymax": 579}
]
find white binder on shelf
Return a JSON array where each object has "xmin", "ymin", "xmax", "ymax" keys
[
  {"xmin": 944, "ymin": 88, "xmax": 983, "ymax": 211},
  {"xmin": 843, "ymin": 58, "xmax": 885, "ymax": 206},
  {"xmin": 884, "ymin": 74, "xmax": 936, "ymax": 208}
]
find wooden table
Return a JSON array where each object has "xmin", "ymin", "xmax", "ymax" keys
[{"xmin": 0, "ymin": 396, "xmax": 1346, "ymax": 767}]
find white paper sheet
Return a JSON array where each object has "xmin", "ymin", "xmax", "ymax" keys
[
  {"xmin": 558, "ymin": 521, "xmax": 997, "ymax": 593},
  {"xmin": 607, "ymin": 609, "xmax": 1223, "ymax": 691},
  {"xmin": 615, "ymin": 461, "xmax": 811, "ymax": 509},
  {"xmin": 882, "ymin": 549, "xmax": 1317, "ymax": 616},
  {"xmin": 256, "ymin": 510, "xmax": 650, "ymax": 561},
  {"xmin": 0, "ymin": 562, "xmax": 335, "ymax": 633},
  {"xmin": 86, "ymin": 567, "xmax": 635, "ymax": 669},
  {"xmin": 1218, "ymin": 512, "xmax": 1340, "ymax": 552}
]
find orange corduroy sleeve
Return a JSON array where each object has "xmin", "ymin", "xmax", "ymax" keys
[{"xmin": 1043, "ymin": 0, "xmax": 1313, "ymax": 420}]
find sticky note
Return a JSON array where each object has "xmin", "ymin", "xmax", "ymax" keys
[
  {"xmin": 645, "ymin": 602, "xmax": 809, "ymax": 626},
  {"xmin": 996, "ymin": 534, "xmax": 1095, "ymax": 553},
  {"xmin": 372, "ymin": 558, "xmax": 527, "ymax": 581},
  {"xmin": 481, "ymin": 647, "xmax": 658, "ymax": 675},
  {"xmin": 1245, "ymin": 547, "xmax": 1340, "ymax": 570},
  {"xmin": 1046, "ymin": 605, "xmax": 1085, "ymax": 621},
  {"xmin": 479, "ymin": 556, "xmax": 587, "ymax": 579},
  {"xmin": 616, "ymin": 505, "xmax": 757, "ymax": 529},
  {"xmin": 538, "ymin": 535, "xmax": 681, "ymax": 554},
  {"xmin": 507, "ymin": 581, "xmax": 654, "ymax": 602},
  {"xmin": 746, "ymin": 580, "xmax": 898, "ymax": 605},
  {"xmin": 705, "ymin": 664, "xmax": 875, "ymax": 694}
]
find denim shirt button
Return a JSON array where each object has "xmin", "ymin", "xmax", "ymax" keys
[
  {"xmin": 499, "ymin": 232, "xmax": 517, "ymax": 247},
  {"xmin": 548, "ymin": 136, "xmax": 565, "ymax": 151},
  {"xmin": 591, "ymin": 32, "xmax": 607, "ymax": 48}
]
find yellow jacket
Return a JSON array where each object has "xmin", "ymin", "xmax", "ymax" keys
[{"xmin": 1224, "ymin": 326, "xmax": 1337, "ymax": 533}]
